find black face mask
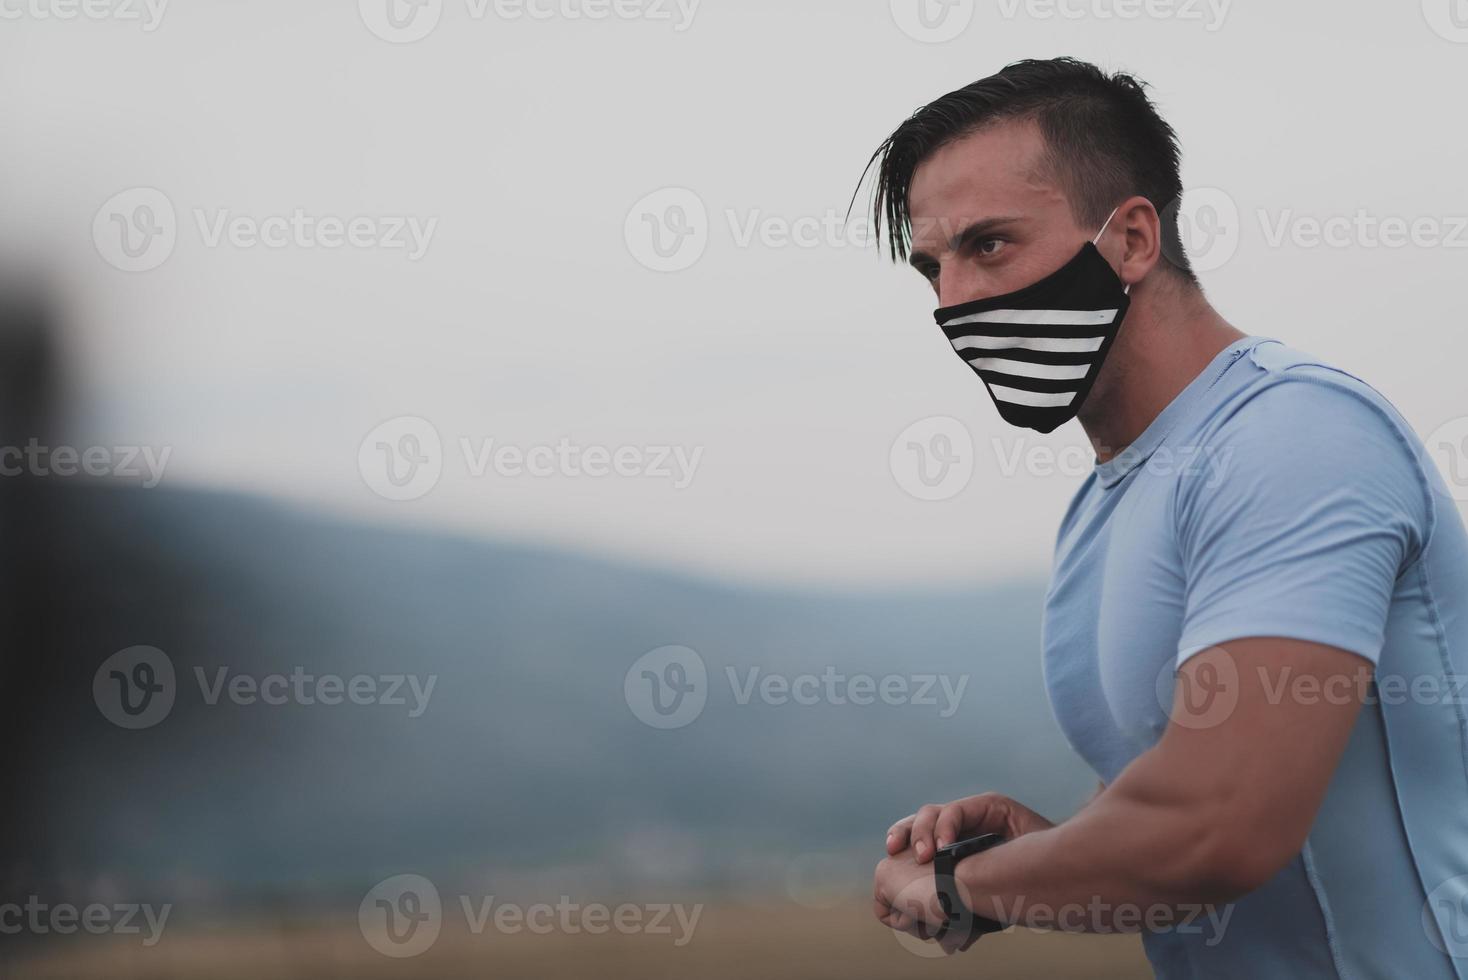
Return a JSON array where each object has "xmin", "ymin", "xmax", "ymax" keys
[{"xmin": 932, "ymin": 207, "xmax": 1130, "ymax": 434}]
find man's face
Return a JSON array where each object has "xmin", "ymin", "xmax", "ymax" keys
[{"xmin": 906, "ymin": 119, "xmax": 1091, "ymax": 309}]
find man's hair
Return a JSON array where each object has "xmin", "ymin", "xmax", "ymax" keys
[{"xmin": 861, "ymin": 57, "xmax": 1196, "ymax": 284}]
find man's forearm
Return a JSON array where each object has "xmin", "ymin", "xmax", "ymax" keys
[{"xmin": 953, "ymin": 758, "xmax": 1251, "ymax": 933}]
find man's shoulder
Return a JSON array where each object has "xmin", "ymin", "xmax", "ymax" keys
[
  {"xmin": 1203, "ymin": 339, "xmax": 1417, "ymax": 453},
  {"xmin": 1177, "ymin": 338, "xmax": 1436, "ymax": 549}
]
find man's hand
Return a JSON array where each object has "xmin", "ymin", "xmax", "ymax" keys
[
  {"xmin": 872, "ymin": 848, "xmax": 983, "ymax": 955},
  {"xmin": 886, "ymin": 793, "xmax": 1055, "ymax": 863}
]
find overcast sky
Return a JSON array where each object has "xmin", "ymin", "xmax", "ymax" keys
[{"xmin": 3, "ymin": 0, "xmax": 1466, "ymax": 588}]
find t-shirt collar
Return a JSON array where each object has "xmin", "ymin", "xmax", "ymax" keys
[{"xmin": 1094, "ymin": 335, "xmax": 1274, "ymax": 489}]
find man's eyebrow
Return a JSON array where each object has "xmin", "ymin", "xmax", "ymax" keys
[{"xmin": 907, "ymin": 215, "xmax": 1024, "ymax": 270}]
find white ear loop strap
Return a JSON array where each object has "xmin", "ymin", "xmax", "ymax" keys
[{"xmin": 1092, "ymin": 205, "xmax": 1130, "ymax": 295}]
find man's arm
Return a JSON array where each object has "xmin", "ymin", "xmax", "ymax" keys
[
  {"xmin": 952, "ymin": 637, "xmax": 1369, "ymax": 926},
  {"xmin": 876, "ymin": 636, "xmax": 1371, "ymax": 939}
]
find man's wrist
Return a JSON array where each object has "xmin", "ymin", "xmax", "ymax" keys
[{"xmin": 933, "ymin": 834, "xmax": 1007, "ymax": 941}]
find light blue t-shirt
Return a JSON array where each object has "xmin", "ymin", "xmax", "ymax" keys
[{"xmin": 1043, "ymin": 335, "xmax": 1468, "ymax": 978}]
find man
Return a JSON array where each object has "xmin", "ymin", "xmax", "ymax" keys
[{"xmin": 866, "ymin": 57, "xmax": 1468, "ymax": 978}]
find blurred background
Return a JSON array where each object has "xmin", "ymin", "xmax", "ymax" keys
[{"xmin": 0, "ymin": 1, "xmax": 1465, "ymax": 976}]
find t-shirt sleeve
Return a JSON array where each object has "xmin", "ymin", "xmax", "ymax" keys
[{"xmin": 1174, "ymin": 377, "xmax": 1431, "ymax": 667}]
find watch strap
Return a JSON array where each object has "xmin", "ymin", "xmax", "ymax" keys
[{"xmin": 933, "ymin": 833, "xmax": 1007, "ymax": 943}]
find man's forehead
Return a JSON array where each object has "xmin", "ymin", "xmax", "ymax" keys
[{"xmin": 908, "ymin": 119, "xmax": 1061, "ymax": 230}]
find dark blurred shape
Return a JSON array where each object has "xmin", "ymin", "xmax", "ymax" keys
[{"xmin": 0, "ymin": 279, "xmax": 59, "ymax": 892}]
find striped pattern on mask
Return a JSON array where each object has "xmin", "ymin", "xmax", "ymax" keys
[{"xmin": 937, "ymin": 307, "xmax": 1119, "ymax": 410}]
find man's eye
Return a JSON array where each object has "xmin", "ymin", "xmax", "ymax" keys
[
  {"xmin": 974, "ymin": 237, "xmax": 1004, "ymax": 256},
  {"xmin": 919, "ymin": 264, "xmax": 940, "ymax": 281}
]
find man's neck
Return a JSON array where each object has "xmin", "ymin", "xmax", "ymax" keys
[{"xmin": 1079, "ymin": 280, "xmax": 1247, "ymax": 464}]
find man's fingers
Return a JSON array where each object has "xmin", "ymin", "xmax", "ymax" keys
[
  {"xmin": 886, "ymin": 815, "xmax": 915, "ymax": 854},
  {"xmin": 942, "ymin": 794, "xmax": 1010, "ymax": 846},
  {"xmin": 909, "ymin": 804, "xmax": 943, "ymax": 863},
  {"xmin": 938, "ymin": 929, "xmax": 968, "ymax": 955},
  {"xmin": 875, "ymin": 900, "xmax": 926, "ymax": 938},
  {"xmin": 934, "ymin": 802, "xmax": 973, "ymax": 849},
  {"xmin": 888, "ymin": 793, "xmax": 1022, "ymax": 862}
]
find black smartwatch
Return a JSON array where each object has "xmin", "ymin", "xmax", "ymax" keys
[{"xmin": 932, "ymin": 833, "xmax": 1007, "ymax": 944}]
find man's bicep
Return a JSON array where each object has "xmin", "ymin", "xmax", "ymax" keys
[{"xmin": 1153, "ymin": 638, "xmax": 1372, "ymax": 881}]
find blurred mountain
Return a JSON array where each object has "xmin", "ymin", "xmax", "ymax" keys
[{"xmin": 10, "ymin": 484, "xmax": 1095, "ymax": 907}]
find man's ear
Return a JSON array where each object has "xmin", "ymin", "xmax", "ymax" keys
[{"xmin": 1113, "ymin": 195, "xmax": 1162, "ymax": 289}]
